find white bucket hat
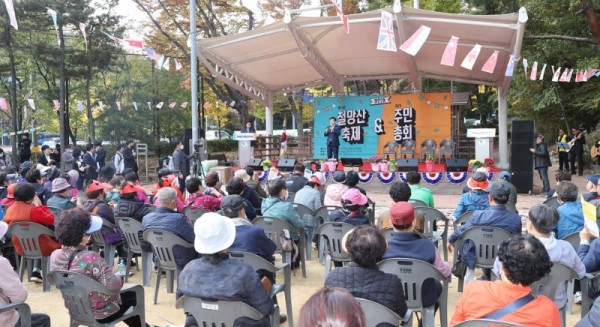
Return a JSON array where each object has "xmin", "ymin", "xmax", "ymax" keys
[
  {"xmin": 0, "ymin": 221, "xmax": 8, "ymax": 239},
  {"xmin": 193, "ymin": 212, "xmax": 236, "ymax": 254}
]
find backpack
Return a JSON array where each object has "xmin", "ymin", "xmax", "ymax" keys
[{"xmin": 163, "ymin": 155, "xmax": 175, "ymax": 171}]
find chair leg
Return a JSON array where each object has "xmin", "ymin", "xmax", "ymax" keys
[
  {"xmin": 124, "ymin": 251, "xmax": 133, "ymax": 283},
  {"xmin": 440, "ymin": 283, "xmax": 449, "ymax": 327},
  {"xmin": 41, "ymin": 256, "xmax": 51, "ymax": 292},
  {"xmin": 318, "ymin": 235, "xmax": 325, "ymax": 265},
  {"xmin": 299, "ymin": 236, "xmax": 307, "ymax": 278},
  {"xmin": 305, "ymin": 233, "xmax": 312, "ymax": 261},
  {"xmin": 284, "ymin": 281, "xmax": 293, "ymax": 327},
  {"xmin": 106, "ymin": 245, "xmax": 116, "ymax": 268},
  {"xmin": 141, "ymin": 252, "xmax": 152, "ymax": 287},
  {"xmin": 423, "ymin": 306, "xmax": 436, "ymax": 327},
  {"xmin": 324, "ymin": 254, "xmax": 331, "ymax": 280},
  {"xmin": 166, "ymin": 270, "xmax": 174, "ymax": 293},
  {"xmin": 405, "ymin": 313, "xmax": 414, "ymax": 327},
  {"xmin": 18, "ymin": 256, "xmax": 25, "ymax": 282},
  {"xmin": 270, "ymin": 303, "xmax": 280, "ymax": 327},
  {"xmin": 560, "ymin": 306, "xmax": 566, "ymax": 327},
  {"xmin": 154, "ymin": 266, "xmax": 162, "ymax": 305},
  {"xmin": 566, "ymin": 279, "xmax": 574, "ymax": 315}
]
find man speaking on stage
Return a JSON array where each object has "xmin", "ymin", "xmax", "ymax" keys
[{"xmin": 324, "ymin": 117, "xmax": 341, "ymax": 160}]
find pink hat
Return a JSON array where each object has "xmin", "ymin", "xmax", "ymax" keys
[{"xmin": 342, "ymin": 188, "xmax": 368, "ymax": 206}]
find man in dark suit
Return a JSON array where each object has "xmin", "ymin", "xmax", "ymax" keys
[
  {"xmin": 324, "ymin": 117, "xmax": 341, "ymax": 160},
  {"xmin": 82, "ymin": 143, "xmax": 98, "ymax": 185},
  {"xmin": 123, "ymin": 140, "xmax": 138, "ymax": 179},
  {"xmin": 569, "ymin": 127, "xmax": 586, "ymax": 176},
  {"xmin": 94, "ymin": 142, "xmax": 106, "ymax": 169},
  {"xmin": 19, "ymin": 134, "xmax": 32, "ymax": 163},
  {"xmin": 37, "ymin": 145, "xmax": 53, "ymax": 166}
]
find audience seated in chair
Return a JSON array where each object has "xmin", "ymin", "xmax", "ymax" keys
[
  {"xmin": 344, "ymin": 171, "xmax": 367, "ymax": 196},
  {"xmin": 152, "ymin": 174, "xmax": 184, "ymax": 212},
  {"xmin": 325, "ymin": 225, "xmax": 408, "ymax": 324},
  {"xmin": 379, "ymin": 181, "xmax": 412, "ymax": 229},
  {"xmin": 453, "ymin": 172, "xmax": 490, "ymax": 218},
  {"xmin": 286, "ymin": 164, "xmax": 308, "ymax": 193},
  {"xmin": 449, "ymin": 183, "xmax": 521, "ymax": 279},
  {"xmin": 0, "ymin": 183, "xmax": 16, "ymax": 207},
  {"xmin": 261, "ymin": 179, "xmax": 305, "ymax": 240},
  {"xmin": 494, "ymin": 204, "xmax": 585, "ymax": 309},
  {"xmin": 114, "ymin": 182, "xmax": 151, "ymax": 222},
  {"xmin": 452, "ymin": 234, "xmax": 561, "ymax": 326},
  {"xmin": 328, "ymin": 188, "xmax": 370, "ymax": 226},
  {"xmin": 177, "ymin": 213, "xmax": 274, "ymax": 327},
  {"xmin": 47, "ymin": 177, "xmax": 77, "ymax": 210},
  {"xmin": 582, "ymin": 174, "xmax": 600, "ymax": 203},
  {"xmin": 323, "ymin": 172, "xmax": 348, "ymax": 206},
  {"xmin": 50, "ymin": 208, "xmax": 146, "ymax": 327},
  {"xmin": 555, "ymin": 181, "xmax": 584, "ymax": 239},
  {"xmin": 244, "ymin": 167, "xmax": 268, "ymax": 199},
  {"xmin": 492, "ymin": 171, "xmax": 518, "ymax": 213},
  {"xmin": 26, "ymin": 168, "xmax": 52, "ymax": 206},
  {"xmin": 0, "ymin": 172, "xmax": 9, "ymax": 201},
  {"xmin": 547, "ymin": 171, "xmax": 572, "ymax": 200},
  {"xmin": 4, "ymin": 183, "xmax": 60, "ymax": 283},
  {"xmin": 578, "ymin": 224, "xmax": 600, "ymax": 273},
  {"xmin": 298, "ymin": 286, "xmax": 366, "ymax": 327},
  {"xmin": 406, "ymin": 171, "xmax": 434, "ymax": 207},
  {"xmin": 233, "ymin": 169, "xmax": 263, "ymax": 211},
  {"xmin": 142, "ymin": 187, "xmax": 198, "ymax": 271},
  {"xmin": 184, "ymin": 177, "xmax": 222, "ymax": 212},
  {"xmin": 225, "ymin": 177, "xmax": 257, "ymax": 220},
  {"xmin": 0, "ymin": 221, "xmax": 51, "ymax": 327},
  {"xmin": 383, "ymin": 202, "xmax": 451, "ymax": 307},
  {"xmin": 294, "ymin": 175, "xmax": 323, "ymax": 241},
  {"xmin": 578, "ymin": 295, "xmax": 600, "ymax": 327}
]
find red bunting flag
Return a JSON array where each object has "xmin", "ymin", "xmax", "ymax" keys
[
  {"xmin": 332, "ymin": 1, "xmax": 349, "ymax": 34},
  {"xmin": 203, "ymin": 101, "xmax": 210, "ymax": 109},
  {"xmin": 126, "ymin": 39, "xmax": 143, "ymax": 49},
  {"xmin": 559, "ymin": 68, "xmax": 569, "ymax": 82},
  {"xmin": 440, "ymin": 36, "xmax": 459, "ymax": 66},
  {"xmin": 481, "ymin": 50, "xmax": 499, "ymax": 74},
  {"xmin": 0, "ymin": 98, "xmax": 7, "ymax": 110},
  {"xmin": 53, "ymin": 99, "xmax": 60, "ymax": 111},
  {"xmin": 400, "ymin": 25, "xmax": 431, "ymax": 56},
  {"xmin": 168, "ymin": 102, "xmax": 177, "ymax": 109}
]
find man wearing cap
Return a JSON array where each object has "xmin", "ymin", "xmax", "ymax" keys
[
  {"xmin": 143, "ymin": 187, "xmax": 198, "ymax": 270},
  {"xmin": 286, "ymin": 164, "xmax": 308, "ymax": 193},
  {"xmin": 448, "ymin": 182, "xmax": 522, "ymax": 279},
  {"xmin": 493, "ymin": 171, "xmax": 518, "ymax": 213},
  {"xmin": 453, "ymin": 172, "xmax": 490, "ymax": 218},
  {"xmin": 0, "ymin": 221, "xmax": 51, "ymax": 327},
  {"xmin": 47, "ymin": 177, "xmax": 76, "ymax": 210},
  {"xmin": 383, "ymin": 202, "xmax": 451, "ymax": 308},
  {"xmin": 583, "ymin": 174, "xmax": 600, "ymax": 202},
  {"xmin": 225, "ymin": 178, "xmax": 258, "ymax": 220},
  {"xmin": 294, "ymin": 175, "xmax": 323, "ymax": 242},
  {"xmin": 328, "ymin": 188, "xmax": 370, "ymax": 226},
  {"xmin": 177, "ymin": 212, "xmax": 274, "ymax": 327}
]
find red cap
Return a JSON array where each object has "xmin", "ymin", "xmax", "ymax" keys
[
  {"xmin": 87, "ymin": 180, "xmax": 111, "ymax": 193},
  {"xmin": 309, "ymin": 176, "xmax": 322, "ymax": 186},
  {"xmin": 161, "ymin": 175, "xmax": 176, "ymax": 186},
  {"xmin": 120, "ymin": 182, "xmax": 146, "ymax": 194},
  {"xmin": 390, "ymin": 202, "xmax": 415, "ymax": 226},
  {"xmin": 6, "ymin": 184, "xmax": 16, "ymax": 199}
]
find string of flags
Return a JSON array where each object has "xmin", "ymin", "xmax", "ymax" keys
[{"xmin": 0, "ymin": 98, "xmax": 194, "ymax": 112}]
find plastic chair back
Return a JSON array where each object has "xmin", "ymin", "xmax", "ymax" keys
[
  {"xmin": 456, "ymin": 226, "xmax": 512, "ymax": 268},
  {"xmin": 543, "ymin": 197, "xmax": 560, "ymax": 209},
  {"xmin": 560, "ymin": 232, "xmax": 580, "ymax": 250},
  {"xmin": 356, "ymin": 298, "xmax": 405, "ymax": 327},
  {"xmin": 8, "ymin": 222, "xmax": 54, "ymax": 259},
  {"xmin": 453, "ymin": 211, "xmax": 474, "ymax": 230},
  {"xmin": 408, "ymin": 199, "xmax": 428, "ymax": 208},
  {"xmin": 48, "ymin": 206, "xmax": 63, "ymax": 219},
  {"xmin": 143, "ymin": 229, "xmax": 193, "ymax": 272},
  {"xmin": 176, "ymin": 296, "xmax": 268, "ymax": 326},
  {"xmin": 182, "ymin": 206, "xmax": 207, "ymax": 221},
  {"xmin": 581, "ymin": 272, "xmax": 600, "ymax": 317},
  {"xmin": 413, "ymin": 207, "xmax": 449, "ymax": 260},
  {"xmin": 452, "ymin": 319, "xmax": 524, "ymax": 327},
  {"xmin": 422, "ymin": 140, "xmax": 436, "ymax": 150},
  {"xmin": 116, "ymin": 217, "xmax": 143, "ymax": 254},
  {"xmin": 0, "ymin": 302, "xmax": 31, "ymax": 327},
  {"xmin": 531, "ymin": 262, "xmax": 579, "ymax": 303},
  {"xmin": 401, "ymin": 139, "xmax": 416, "ymax": 158},
  {"xmin": 316, "ymin": 222, "xmax": 355, "ymax": 262},
  {"xmin": 314, "ymin": 205, "xmax": 343, "ymax": 225}
]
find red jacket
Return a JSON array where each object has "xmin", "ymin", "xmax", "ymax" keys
[{"xmin": 4, "ymin": 201, "xmax": 60, "ymax": 256}]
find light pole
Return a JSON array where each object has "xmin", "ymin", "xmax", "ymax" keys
[{"xmin": 190, "ymin": 0, "xmax": 199, "ymax": 152}]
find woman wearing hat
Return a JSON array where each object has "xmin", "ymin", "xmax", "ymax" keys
[
  {"xmin": 47, "ymin": 177, "xmax": 76, "ymax": 210},
  {"xmin": 328, "ymin": 188, "xmax": 370, "ymax": 226},
  {"xmin": 0, "ymin": 183, "xmax": 17, "ymax": 207},
  {"xmin": 0, "ymin": 221, "xmax": 51, "ymax": 327},
  {"xmin": 324, "ymin": 171, "xmax": 349, "ymax": 206},
  {"xmin": 453, "ymin": 172, "xmax": 490, "ymax": 218},
  {"xmin": 114, "ymin": 182, "xmax": 151, "ymax": 223},
  {"xmin": 177, "ymin": 213, "xmax": 274, "ymax": 327},
  {"xmin": 530, "ymin": 133, "xmax": 552, "ymax": 193},
  {"xmin": 50, "ymin": 209, "xmax": 146, "ymax": 327}
]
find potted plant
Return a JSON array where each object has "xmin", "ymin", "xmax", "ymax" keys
[
  {"xmin": 388, "ymin": 159, "xmax": 397, "ymax": 172},
  {"xmin": 261, "ymin": 159, "xmax": 272, "ymax": 171},
  {"xmin": 369, "ymin": 155, "xmax": 383, "ymax": 172},
  {"xmin": 468, "ymin": 159, "xmax": 483, "ymax": 171},
  {"xmin": 326, "ymin": 158, "xmax": 338, "ymax": 171},
  {"xmin": 425, "ymin": 155, "xmax": 435, "ymax": 172}
]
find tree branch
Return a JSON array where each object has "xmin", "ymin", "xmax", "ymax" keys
[
  {"xmin": 524, "ymin": 34, "xmax": 595, "ymax": 43},
  {"xmin": 131, "ymin": 0, "xmax": 189, "ymax": 57},
  {"xmin": 156, "ymin": 0, "xmax": 189, "ymax": 38}
]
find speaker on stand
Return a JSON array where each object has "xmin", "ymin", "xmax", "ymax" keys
[{"xmin": 510, "ymin": 121, "xmax": 534, "ymax": 193}]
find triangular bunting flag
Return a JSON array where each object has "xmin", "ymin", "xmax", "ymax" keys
[
  {"xmin": 47, "ymin": 8, "xmax": 60, "ymax": 46},
  {"xmin": 133, "ymin": 102, "xmax": 138, "ymax": 111},
  {"xmin": 0, "ymin": 98, "xmax": 7, "ymax": 110},
  {"xmin": 203, "ymin": 101, "xmax": 210, "ymax": 109},
  {"xmin": 504, "ymin": 55, "xmax": 515, "ymax": 77},
  {"xmin": 559, "ymin": 68, "xmax": 569, "ymax": 82},
  {"xmin": 376, "ymin": 11, "xmax": 396, "ymax": 52},
  {"xmin": 3, "ymin": 0, "xmax": 18, "ymax": 30},
  {"xmin": 332, "ymin": 0, "xmax": 349, "ymax": 34},
  {"xmin": 522, "ymin": 59, "xmax": 528, "ymax": 77},
  {"xmin": 552, "ymin": 66, "xmax": 561, "ymax": 82},
  {"xmin": 98, "ymin": 101, "xmax": 104, "ymax": 111},
  {"xmin": 460, "ymin": 44, "xmax": 481, "ymax": 70},
  {"xmin": 116, "ymin": 101, "xmax": 121, "ymax": 111},
  {"xmin": 53, "ymin": 99, "xmax": 60, "ymax": 111},
  {"xmin": 530, "ymin": 61, "xmax": 538, "ymax": 80},
  {"xmin": 175, "ymin": 60, "xmax": 184, "ymax": 71},
  {"xmin": 400, "ymin": 25, "xmax": 431, "ymax": 56},
  {"xmin": 180, "ymin": 102, "xmax": 188, "ymax": 108},
  {"xmin": 79, "ymin": 23, "xmax": 88, "ymax": 52},
  {"xmin": 566, "ymin": 68, "xmax": 574, "ymax": 82},
  {"xmin": 162, "ymin": 58, "xmax": 171, "ymax": 71},
  {"xmin": 539, "ymin": 64, "xmax": 547, "ymax": 80},
  {"xmin": 156, "ymin": 56, "xmax": 165, "ymax": 69},
  {"xmin": 156, "ymin": 102, "xmax": 164, "ymax": 109},
  {"xmin": 168, "ymin": 102, "xmax": 176, "ymax": 109},
  {"xmin": 147, "ymin": 102, "xmax": 152, "ymax": 110},
  {"xmin": 27, "ymin": 99, "xmax": 35, "ymax": 110},
  {"xmin": 481, "ymin": 50, "xmax": 499, "ymax": 73},
  {"xmin": 76, "ymin": 101, "xmax": 84, "ymax": 111},
  {"xmin": 440, "ymin": 36, "xmax": 459, "ymax": 66}
]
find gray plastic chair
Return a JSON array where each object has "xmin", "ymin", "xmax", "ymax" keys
[
  {"xmin": 116, "ymin": 217, "xmax": 152, "ymax": 287},
  {"xmin": 48, "ymin": 206, "xmax": 63, "ymax": 219},
  {"xmin": 452, "ymin": 211, "xmax": 474, "ymax": 231},
  {"xmin": 581, "ymin": 272, "xmax": 600, "ymax": 318},
  {"xmin": 420, "ymin": 140, "xmax": 437, "ymax": 161},
  {"xmin": 378, "ymin": 258, "xmax": 449, "ymax": 327},
  {"xmin": 315, "ymin": 222, "xmax": 355, "ymax": 279},
  {"xmin": 228, "ymin": 251, "xmax": 293, "ymax": 327},
  {"xmin": 292, "ymin": 203, "xmax": 315, "ymax": 261},
  {"xmin": 253, "ymin": 216, "xmax": 307, "ymax": 278},
  {"xmin": 414, "ymin": 207, "xmax": 450, "ymax": 261},
  {"xmin": 8, "ymin": 221, "xmax": 55, "ymax": 292},
  {"xmin": 408, "ymin": 199, "xmax": 429, "ymax": 208},
  {"xmin": 356, "ymin": 298, "xmax": 411, "ymax": 327},
  {"xmin": 382, "ymin": 227, "xmax": 395, "ymax": 241},
  {"xmin": 452, "ymin": 319, "xmax": 524, "ymax": 327},
  {"xmin": 0, "ymin": 302, "xmax": 31, "ymax": 327},
  {"xmin": 143, "ymin": 229, "xmax": 194, "ymax": 304},
  {"xmin": 438, "ymin": 139, "xmax": 455, "ymax": 161},
  {"xmin": 90, "ymin": 217, "xmax": 119, "ymax": 267},
  {"xmin": 383, "ymin": 141, "xmax": 400, "ymax": 161},
  {"xmin": 314, "ymin": 205, "xmax": 343, "ymax": 263},
  {"xmin": 454, "ymin": 227, "xmax": 512, "ymax": 292},
  {"xmin": 543, "ymin": 196, "xmax": 560, "ymax": 209},
  {"xmin": 182, "ymin": 206, "xmax": 207, "ymax": 221},
  {"xmin": 49, "ymin": 270, "xmax": 145, "ymax": 327},
  {"xmin": 531, "ymin": 262, "xmax": 579, "ymax": 326},
  {"xmin": 285, "ymin": 192, "xmax": 296, "ymax": 203},
  {"xmin": 145, "ymin": 204, "xmax": 157, "ymax": 213},
  {"xmin": 401, "ymin": 139, "xmax": 416, "ymax": 159},
  {"xmin": 560, "ymin": 232, "xmax": 581, "ymax": 250},
  {"xmin": 176, "ymin": 296, "xmax": 279, "ymax": 327}
]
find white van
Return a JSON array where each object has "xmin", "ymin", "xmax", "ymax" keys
[{"xmin": 205, "ymin": 130, "xmax": 231, "ymax": 140}]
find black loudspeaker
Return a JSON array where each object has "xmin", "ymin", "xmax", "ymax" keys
[
  {"xmin": 184, "ymin": 128, "xmax": 206, "ymax": 155},
  {"xmin": 511, "ymin": 171, "xmax": 534, "ymax": 193},
  {"xmin": 277, "ymin": 159, "xmax": 297, "ymax": 172},
  {"xmin": 445, "ymin": 158, "xmax": 468, "ymax": 172},
  {"xmin": 341, "ymin": 158, "xmax": 363, "ymax": 167},
  {"xmin": 511, "ymin": 121, "xmax": 535, "ymax": 142},
  {"xmin": 246, "ymin": 159, "xmax": 263, "ymax": 170},
  {"xmin": 510, "ymin": 143, "xmax": 534, "ymax": 172},
  {"xmin": 396, "ymin": 159, "xmax": 419, "ymax": 172}
]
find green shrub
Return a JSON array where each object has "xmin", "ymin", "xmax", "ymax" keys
[{"xmin": 208, "ymin": 139, "xmax": 237, "ymax": 152}]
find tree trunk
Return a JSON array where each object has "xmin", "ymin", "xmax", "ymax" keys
[
  {"xmin": 85, "ymin": 29, "xmax": 95, "ymax": 143},
  {"xmin": 58, "ymin": 23, "xmax": 68, "ymax": 172},
  {"xmin": 580, "ymin": 0, "xmax": 600, "ymax": 54},
  {"xmin": 5, "ymin": 24, "xmax": 19, "ymax": 165},
  {"xmin": 287, "ymin": 96, "xmax": 304, "ymax": 138}
]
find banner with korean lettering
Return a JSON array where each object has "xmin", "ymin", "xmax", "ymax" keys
[{"xmin": 312, "ymin": 93, "xmax": 452, "ymax": 159}]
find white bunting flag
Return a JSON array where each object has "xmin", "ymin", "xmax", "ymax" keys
[
  {"xmin": 539, "ymin": 64, "xmax": 547, "ymax": 80},
  {"xmin": 530, "ymin": 61, "xmax": 538, "ymax": 80},
  {"xmin": 168, "ymin": 102, "xmax": 177, "ymax": 109},
  {"xmin": 551, "ymin": 67, "xmax": 561, "ymax": 82},
  {"xmin": 522, "ymin": 59, "xmax": 528, "ymax": 77},
  {"xmin": 399, "ymin": 25, "xmax": 431, "ymax": 56},
  {"xmin": 47, "ymin": 8, "xmax": 60, "ymax": 45},
  {"xmin": 147, "ymin": 102, "xmax": 152, "ymax": 110},
  {"xmin": 116, "ymin": 101, "xmax": 121, "ymax": 111},
  {"xmin": 180, "ymin": 102, "xmax": 188, "ymax": 108},
  {"xmin": 27, "ymin": 99, "xmax": 35, "ymax": 110},
  {"xmin": 76, "ymin": 101, "xmax": 83, "ymax": 111},
  {"xmin": 3, "ymin": 0, "xmax": 18, "ymax": 30},
  {"xmin": 559, "ymin": 68, "xmax": 569, "ymax": 82},
  {"xmin": 175, "ymin": 60, "xmax": 184, "ymax": 71},
  {"xmin": 566, "ymin": 68, "xmax": 574, "ymax": 82},
  {"xmin": 504, "ymin": 55, "xmax": 516, "ymax": 77},
  {"xmin": 162, "ymin": 58, "xmax": 171, "ymax": 71},
  {"xmin": 98, "ymin": 101, "xmax": 104, "ymax": 111},
  {"xmin": 79, "ymin": 23, "xmax": 87, "ymax": 52},
  {"xmin": 156, "ymin": 56, "xmax": 165, "ymax": 69},
  {"xmin": 460, "ymin": 44, "xmax": 481, "ymax": 70},
  {"xmin": 582, "ymin": 70, "xmax": 589, "ymax": 82},
  {"xmin": 133, "ymin": 102, "xmax": 138, "ymax": 111},
  {"xmin": 156, "ymin": 102, "xmax": 164, "ymax": 109},
  {"xmin": 440, "ymin": 36, "xmax": 459, "ymax": 66},
  {"xmin": 481, "ymin": 50, "xmax": 499, "ymax": 73}
]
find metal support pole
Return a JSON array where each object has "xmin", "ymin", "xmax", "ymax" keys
[
  {"xmin": 190, "ymin": 0, "xmax": 199, "ymax": 153},
  {"xmin": 265, "ymin": 96, "xmax": 273, "ymax": 160},
  {"xmin": 498, "ymin": 86, "xmax": 508, "ymax": 169}
]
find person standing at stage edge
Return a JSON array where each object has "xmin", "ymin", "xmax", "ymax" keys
[
  {"xmin": 123, "ymin": 140, "xmax": 139, "ymax": 179},
  {"xmin": 570, "ymin": 127, "xmax": 586, "ymax": 176},
  {"xmin": 557, "ymin": 129, "xmax": 570, "ymax": 172},
  {"xmin": 531, "ymin": 133, "xmax": 551, "ymax": 194},
  {"xmin": 324, "ymin": 117, "xmax": 341, "ymax": 160},
  {"xmin": 19, "ymin": 134, "xmax": 32, "ymax": 163}
]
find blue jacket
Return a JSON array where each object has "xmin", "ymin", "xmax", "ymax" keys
[
  {"xmin": 177, "ymin": 256, "xmax": 274, "ymax": 327},
  {"xmin": 578, "ymin": 238, "xmax": 600, "ymax": 273},
  {"xmin": 453, "ymin": 191, "xmax": 490, "ymax": 218},
  {"xmin": 229, "ymin": 221, "xmax": 277, "ymax": 263},
  {"xmin": 383, "ymin": 232, "xmax": 441, "ymax": 307},
  {"xmin": 324, "ymin": 125, "xmax": 341, "ymax": 147},
  {"xmin": 47, "ymin": 194, "xmax": 76, "ymax": 211},
  {"xmin": 142, "ymin": 207, "xmax": 198, "ymax": 270},
  {"xmin": 241, "ymin": 185, "xmax": 262, "ymax": 212},
  {"xmin": 449, "ymin": 205, "xmax": 522, "ymax": 268},
  {"xmin": 555, "ymin": 201, "xmax": 584, "ymax": 239},
  {"xmin": 261, "ymin": 197, "xmax": 304, "ymax": 232}
]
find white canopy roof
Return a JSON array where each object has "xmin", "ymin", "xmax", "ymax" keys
[{"xmin": 196, "ymin": 6, "xmax": 528, "ymax": 106}]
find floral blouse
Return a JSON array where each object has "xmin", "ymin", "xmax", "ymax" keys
[{"xmin": 50, "ymin": 246, "xmax": 123, "ymax": 320}]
